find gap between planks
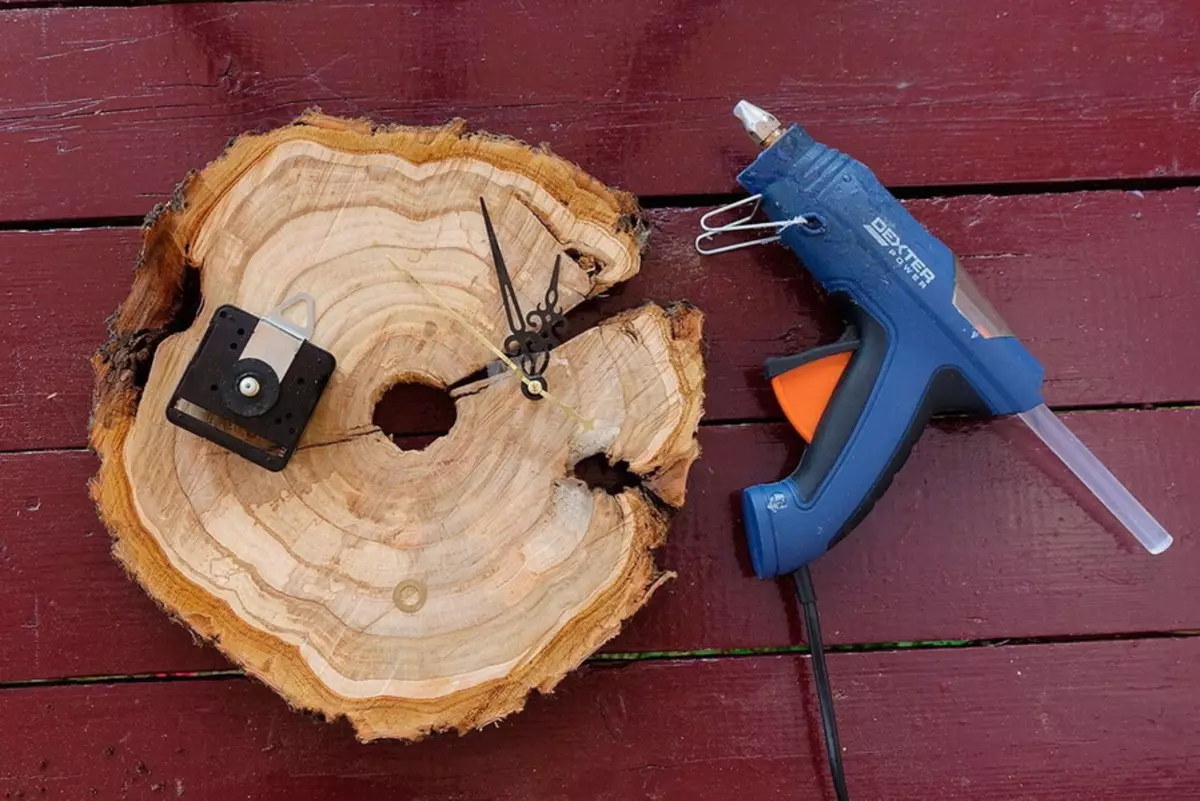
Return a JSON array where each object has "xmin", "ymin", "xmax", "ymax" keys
[
  {"xmin": 0, "ymin": 0, "xmax": 278, "ymax": 9},
  {"xmin": 0, "ymin": 174, "xmax": 1198, "ymax": 232},
  {"xmin": 2, "ymin": 628, "xmax": 1198, "ymax": 692},
  {"xmin": 4, "ymin": 401, "xmax": 1199, "ymax": 459},
  {"xmin": 641, "ymin": 173, "xmax": 1200, "ymax": 209}
]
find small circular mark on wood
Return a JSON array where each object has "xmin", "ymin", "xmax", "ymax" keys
[{"xmin": 393, "ymin": 579, "xmax": 427, "ymax": 613}]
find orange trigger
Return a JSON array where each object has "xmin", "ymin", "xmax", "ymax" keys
[{"xmin": 770, "ymin": 351, "xmax": 853, "ymax": 443}]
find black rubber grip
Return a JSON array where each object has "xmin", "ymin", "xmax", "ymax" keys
[
  {"xmin": 792, "ymin": 308, "xmax": 889, "ymax": 499},
  {"xmin": 789, "ymin": 304, "xmax": 986, "ymax": 552}
]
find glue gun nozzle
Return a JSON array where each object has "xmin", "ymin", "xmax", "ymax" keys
[{"xmin": 733, "ymin": 100, "xmax": 783, "ymax": 147}]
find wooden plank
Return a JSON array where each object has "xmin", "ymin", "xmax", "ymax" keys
[
  {"xmin": 1, "ymin": 640, "xmax": 1197, "ymax": 799},
  {"xmin": 1, "ymin": 0, "xmax": 1198, "ymax": 221},
  {"xmin": 617, "ymin": 409, "xmax": 1198, "ymax": 652},
  {"xmin": 0, "ymin": 451, "xmax": 230, "ymax": 681},
  {"xmin": 2, "ymin": 408, "xmax": 1194, "ymax": 682},
  {"xmin": 634, "ymin": 188, "xmax": 1200, "ymax": 428},
  {"xmin": 5, "ymin": 188, "xmax": 1199, "ymax": 452},
  {"xmin": 0, "ymin": 228, "xmax": 137, "ymax": 452}
]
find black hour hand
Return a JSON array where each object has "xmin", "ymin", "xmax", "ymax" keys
[{"xmin": 526, "ymin": 255, "xmax": 567, "ymax": 351}]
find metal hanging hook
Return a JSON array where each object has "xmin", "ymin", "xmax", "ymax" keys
[
  {"xmin": 264, "ymin": 293, "xmax": 317, "ymax": 340},
  {"xmin": 694, "ymin": 194, "xmax": 812, "ymax": 255}
]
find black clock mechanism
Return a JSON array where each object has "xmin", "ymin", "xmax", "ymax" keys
[{"xmin": 166, "ymin": 294, "xmax": 336, "ymax": 471}]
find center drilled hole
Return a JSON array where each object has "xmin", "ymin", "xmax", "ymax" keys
[{"xmin": 373, "ymin": 382, "xmax": 458, "ymax": 451}]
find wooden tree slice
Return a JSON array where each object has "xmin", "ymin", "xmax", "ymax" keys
[{"xmin": 90, "ymin": 113, "xmax": 705, "ymax": 740}]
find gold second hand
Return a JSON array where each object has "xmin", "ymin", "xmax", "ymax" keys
[{"xmin": 386, "ymin": 256, "xmax": 595, "ymax": 431}]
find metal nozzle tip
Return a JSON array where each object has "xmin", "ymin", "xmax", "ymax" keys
[{"xmin": 733, "ymin": 100, "xmax": 782, "ymax": 146}]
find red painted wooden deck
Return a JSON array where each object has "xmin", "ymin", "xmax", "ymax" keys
[{"xmin": 1, "ymin": 2, "xmax": 1197, "ymax": 798}]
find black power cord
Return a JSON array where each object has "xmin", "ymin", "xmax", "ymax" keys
[{"xmin": 793, "ymin": 565, "xmax": 850, "ymax": 801}]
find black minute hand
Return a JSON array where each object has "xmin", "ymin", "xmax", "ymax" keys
[
  {"xmin": 480, "ymin": 196, "xmax": 557, "ymax": 400},
  {"xmin": 480, "ymin": 197, "xmax": 527, "ymax": 339}
]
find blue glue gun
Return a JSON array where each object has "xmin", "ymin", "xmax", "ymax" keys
[{"xmin": 698, "ymin": 102, "xmax": 1172, "ymax": 579}]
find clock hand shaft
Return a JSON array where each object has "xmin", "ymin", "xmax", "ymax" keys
[{"xmin": 387, "ymin": 256, "xmax": 594, "ymax": 430}]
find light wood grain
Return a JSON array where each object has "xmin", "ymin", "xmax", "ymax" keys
[{"xmin": 89, "ymin": 113, "xmax": 705, "ymax": 740}]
